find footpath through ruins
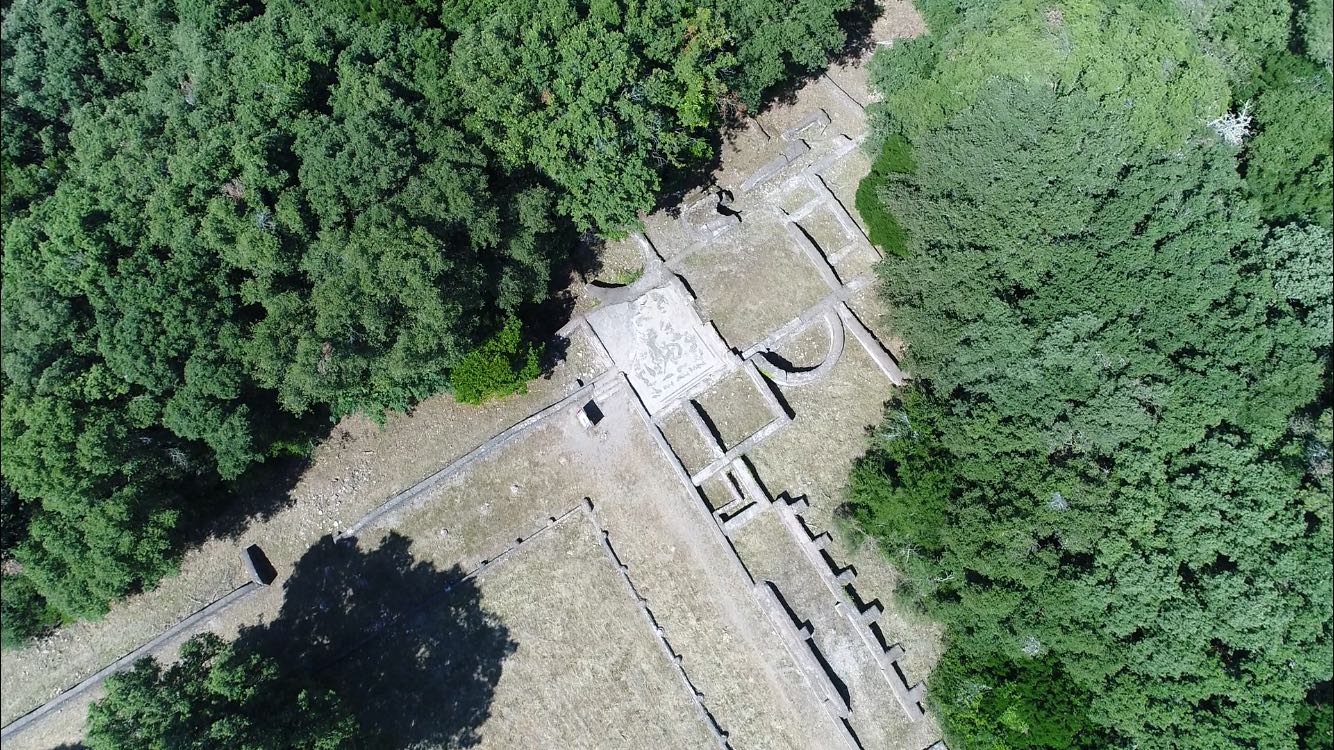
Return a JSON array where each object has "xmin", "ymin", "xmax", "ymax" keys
[{"xmin": 0, "ymin": 6, "xmax": 946, "ymax": 749}]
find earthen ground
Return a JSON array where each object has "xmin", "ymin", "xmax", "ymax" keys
[
  {"xmin": 693, "ymin": 369, "xmax": 781, "ymax": 451},
  {"xmin": 589, "ymin": 236, "xmax": 646, "ymax": 286},
  {"xmin": 381, "ymin": 514, "xmax": 720, "ymax": 749},
  {"xmin": 845, "ymin": 283, "xmax": 909, "ymax": 359},
  {"xmin": 0, "ymin": 327, "xmax": 605, "ymax": 725},
  {"xmin": 769, "ymin": 320, "xmax": 838, "ymax": 370},
  {"xmin": 679, "ymin": 219, "xmax": 832, "ymax": 351},
  {"xmin": 583, "ymin": 387, "xmax": 847, "ymax": 748}
]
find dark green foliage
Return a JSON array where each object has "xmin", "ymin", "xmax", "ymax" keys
[
  {"xmin": 329, "ymin": 0, "xmax": 441, "ymax": 26},
  {"xmin": 1, "ymin": 573, "xmax": 63, "ymax": 649},
  {"xmin": 1297, "ymin": 687, "xmax": 1334, "ymax": 750},
  {"xmin": 1246, "ymin": 54, "xmax": 1334, "ymax": 227},
  {"xmin": 450, "ymin": 317, "xmax": 542, "ymax": 405},
  {"xmin": 714, "ymin": 0, "xmax": 852, "ymax": 107},
  {"xmin": 86, "ymin": 633, "xmax": 358, "ymax": 750},
  {"xmin": 928, "ymin": 648, "xmax": 1103, "ymax": 750},
  {"xmin": 850, "ymin": 2, "xmax": 1333, "ymax": 746},
  {"xmin": 0, "ymin": 0, "xmax": 103, "ymax": 221},
  {"xmin": 448, "ymin": 0, "xmax": 732, "ymax": 232},
  {"xmin": 1, "ymin": 482, "xmax": 62, "ymax": 652},
  {"xmin": 444, "ymin": 0, "xmax": 854, "ymax": 232},
  {"xmin": 0, "ymin": 0, "xmax": 857, "ymax": 635},
  {"xmin": 1264, "ymin": 224, "xmax": 1334, "ymax": 350},
  {"xmin": 1180, "ymin": 0, "xmax": 1292, "ymax": 82},
  {"xmin": 853, "ymin": 134, "xmax": 913, "ymax": 255},
  {"xmin": 0, "ymin": 481, "xmax": 28, "ymax": 555}
]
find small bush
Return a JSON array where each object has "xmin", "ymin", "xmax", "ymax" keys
[
  {"xmin": 450, "ymin": 318, "xmax": 542, "ymax": 405},
  {"xmin": 1, "ymin": 573, "xmax": 63, "ymax": 650},
  {"xmin": 855, "ymin": 134, "xmax": 916, "ymax": 255}
]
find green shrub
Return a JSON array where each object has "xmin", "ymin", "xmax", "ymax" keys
[
  {"xmin": 1, "ymin": 573, "xmax": 62, "ymax": 650},
  {"xmin": 87, "ymin": 633, "xmax": 358, "ymax": 749},
  {"xmin": 855, "ymin": 134, "xmax": 915, "ymax": 255},
  {"xmin": 1245, "ymin": 53, "xmax": 1334, "ymax": 227},
  {"xmin": 1296, "ymin": 690, "xmax": 1334, "ymax": 750},
  {"xmin": 450, "ymin": 318, "xmax": 542, "ymax": 405},
  {"xmin": 931, "ymin": 647, "xmax": 1104, "ymax": 750}
]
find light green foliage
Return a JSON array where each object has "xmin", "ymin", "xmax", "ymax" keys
[
  {"xmin": 1300, "ymin": 0, "xmax": 1333, "ymax": 68},
  {"xmin": 87, "ymin": 633, "xmax": 358, "ymax": 750},
  {"xmin": 1179, "ymin": 0, "xmax": 1293, "ymax": 81},
  {"xmin": 854, "ymin": 134, "xmax": 913, "ymax": 254},
  {"xmin": 849, "ymin": 2, "xmax": 1333, "ymax": 743},
  {"xmin": 867, "ymin": 0, "xmax": 1230, "ymax": 147},
  {"xmin": 450, "ymin": 317, "xmax": 542, "ymax": 405}
]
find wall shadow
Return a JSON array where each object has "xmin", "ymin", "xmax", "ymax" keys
[{"xmin": 235, "ymin": 532, "xmax": 517, "ymax": 749}]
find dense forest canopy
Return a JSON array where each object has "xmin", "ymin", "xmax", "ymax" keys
[
  {"xmin": 851, "ymin": 0, "xmax": 1333, "ymax": 748},
  {"xmin": 0, "ymin": 0, "xmax": 857, "ymax": 639},
  {"xmin": 85, "ymin": 633, "xmax": 359, "ymax": 750}
]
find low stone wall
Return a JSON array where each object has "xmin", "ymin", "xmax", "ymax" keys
[
  {"xmin": 741, "ymin": 140, "xmax": 812, "ymax": 193},
  {"xmin": 769, "ymin": 493, "xmax": 926, "ymax": 720},
  {"xmin": 584, "ymin": 500, "xmax": 732, "ymax": 748},
  {"xmin": 0, "ymin": 582, "xmax": 263, "ymax": 740},
  {"xmin": 750, "ymin": 306, "xmax": 846, "ymax": 388}
]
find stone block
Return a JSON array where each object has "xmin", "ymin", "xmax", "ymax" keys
[
  {"xmin": 242, "ymin": 544, "xmax": 277, "ymax": 586},
  {"xmin": 578, "ymin": 400, "xmax": 604, "ymax": 429},
  {"xmin": 858, "ymin": 601, "xmax": 884, "ymax": 625}
]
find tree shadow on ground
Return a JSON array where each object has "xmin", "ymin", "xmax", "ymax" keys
[
  {"xmin": 756, "ymin": 0, "xmax": 885, "ymax": 112},
  {"xmin": 651, "ymin": 0, "xmax": 886, "ymax": 216},
  {"xmin": 175, "ymin": 405, "xmax": 336, "ymax": 548},
  {"xmin": 236, "ymin": 532, "xmax": 516, "ymax": 749}
]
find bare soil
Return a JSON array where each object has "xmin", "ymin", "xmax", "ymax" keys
[
  {"xmin": 769, "ymin": 318, "xmax": 838, "ymax": 369},
  {"xmin": 700, "ymin": 473, "xmax": 740, "ymax": 512},
  {"xmin": 403, "ymin": 514, "xmax": 720, "ymax": 749},
  {"xmin": 777, "ymin": 179, "xmax": 821, "ymax": 215},
  {"xmin": 694, "ymin": 368, "xmax": 781, "ymax": 451},
  {"xmin": 659, "ymin": 408, "xmax": 719, "ymax": 477},
  {"xmin": 845, "ymin": 283, "xmax": 909, "ymax": 359},
  {"xmin": 590, "ymin": 236, "xmax": 645, "ymax": 286},
  {"xmin": 679, "ymin": 218, "xmax": 830, "ymax": 351},
  {"xmin": 800, "ymin": 204, "xmax": 855, "ymax": 258}
]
